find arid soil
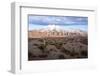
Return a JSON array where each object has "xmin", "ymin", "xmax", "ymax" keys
[{"xmin": 28, "ymin": 35, "xmax": 88, "ymax": 60}]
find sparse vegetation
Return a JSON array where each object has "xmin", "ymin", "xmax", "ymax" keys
[{"xmin": 28, "ymin": 34, "xmax": 88, "ymax": 60}]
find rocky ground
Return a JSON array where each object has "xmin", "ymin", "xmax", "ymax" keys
[{"xmin": 28, "ymin": 34, "xmax": 88, "ymax": 61}]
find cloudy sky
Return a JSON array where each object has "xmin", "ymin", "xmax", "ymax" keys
[{"xmin": 28, "ymin": 15, "xmax": 88, "ymax": 31}]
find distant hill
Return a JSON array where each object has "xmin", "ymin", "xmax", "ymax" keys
[{"xmin": 28, "ymin": 26, "xmax": 87, "ymax": 38}]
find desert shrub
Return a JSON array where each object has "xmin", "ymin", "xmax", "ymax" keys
[
  {"xmin": 81, "ymin": 50, "xmax": 88, "ymax": 57},
  {"xmin": 38, "ymin": 45, "xmax": 44, "ymax": 50},
  {"xmin": 44, "ymin": 44, "xmax": 58, "ymax": 53},
  {"xmin": 61, "ymin": 47, "xmax": 70, "ymax": 55},
  {"xmin": 55, "ymin": 43, "xmax": 62, "ymax": 49},
  {"xmin": 38, "ymin": 54, "xmax": 48, "ymax": 58},
  {"xmin": 38, "ymin": 39, "xmax": 43, "ymax": 42},
  {"xmin": 70, "ymin": 50, "xmax": 75, "ymax": 57},
  {"xmin": 28, "ymin": 52, "xmax": 33, "ymax": 57},
  {"xmin": 46, "ymin": 39, "xmax": 55, "ymax": 45},
  {"xmin": 33, "ymin": 44, "xmax": 39, "ymax": 46},
  {"xmin": 80, "ymin": 38, "xmax": 88, "ymax": 45},
  {"xmin": 58, "ymin": 55, "xmax": 65, "ymax": 59},
  {"xmin": 28, "ymin": 52, "xmax": 37, "ymax": 60}
]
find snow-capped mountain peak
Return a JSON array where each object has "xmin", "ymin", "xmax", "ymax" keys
[{"xmin": 39, "ymin": 24, "xmax": 63, "ymax": 32}]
